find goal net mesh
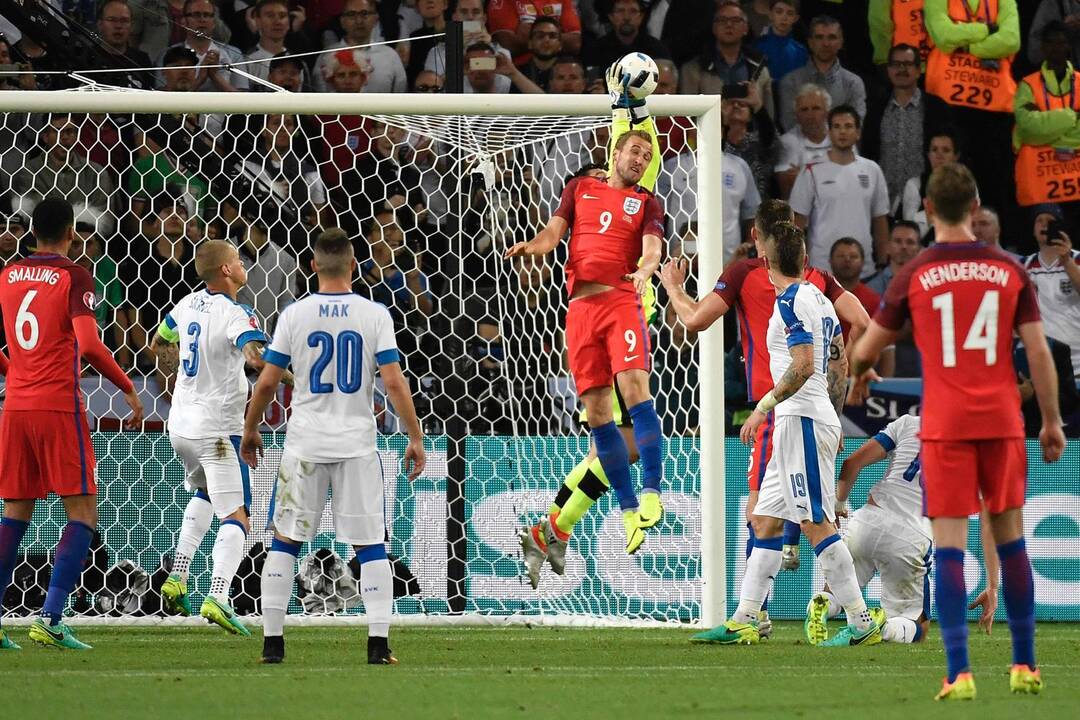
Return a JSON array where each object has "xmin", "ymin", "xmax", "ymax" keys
[{"xmin": 0, "ymin": 104, "xmax": 705, "ymax": 625}]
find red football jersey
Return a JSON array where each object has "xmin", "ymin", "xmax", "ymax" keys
[
  {"xmin": 876, "ymin": 242, "xmax": 1040, "ymax": 441},
  {"xmin": 714, "ymin": 258, "xmax": 846, "ymax": 401},
  {"xmin": 0, "ymin": 254, "xmax": 97, "ymax": 412},
  {"xmin": 554, "ymin": 175, "xmax": 665, "ymax": 297}
]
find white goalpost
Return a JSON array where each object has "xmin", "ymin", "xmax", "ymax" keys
[{"xmin": 0, "ymin": 91, "xmax": 724, "ymax": 628}]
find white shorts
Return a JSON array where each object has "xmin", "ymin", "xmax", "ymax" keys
[
  {"xmin": 170, "ymin": 434, "xmax": 250, "ymax": 519},
  {"xmin": 756, "ymin": 415, "xmax": 840, "ymax": 525},
  {"xmin": 271, "ymin": 450, "xmax": 385, "ymax": 546},
  {"xmin": 846, "ymin": 503, "xmax": 932, "ymax": 621}
]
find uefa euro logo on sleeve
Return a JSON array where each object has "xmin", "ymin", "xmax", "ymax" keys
[
  {"xmin": 623, "ymin": 197, "xmax": 641, "ymax": 215},
  {"xmin": 83, "ymin": 292, "xmax": 96, "ymax": 310}
]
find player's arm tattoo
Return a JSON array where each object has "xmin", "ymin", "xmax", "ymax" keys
[
  {"xmin": 827, "ymin": 332, "xmax": 848, "ymax": 414},
  {"xmin": 151, "ymin": 333, "xmax": 179, "ymax": 376},
  {"xmin": 772, "ymin": 344, "xmax": 815, "ymax": 404}
]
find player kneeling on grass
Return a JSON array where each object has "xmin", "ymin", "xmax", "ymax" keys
[
  {"xmin": 807, "ymin": 413, "xmax": 1003, "ymax": 645},
  {"xmin": 152, "ymin": 240, "xmax": 291, "ymax": 635},
  {"xmin": 0, "ymin": 198, "xmax": 144, "ymax": 650},
  {"xmin": 693, "ymin": 223, "xmax": 884, "ymax": 646},
  {"xmin": 240, "ymin": 228, "xmax": 425, "ymax": 665}
]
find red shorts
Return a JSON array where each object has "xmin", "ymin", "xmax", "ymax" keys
[
  {"xmin": 746, "ymin": 411, "xmax": 775, "ymax": 492},
  {"xmin": 921, "ymin": 438, "xmax": 1026, "ymax": 517},
  {"xmin": 0, "ymin": 410, "xmax": 97, "ymax": 500},
  {"xmin": 565, "ymin": 289, "xmax": 651, "ymax": 395}
]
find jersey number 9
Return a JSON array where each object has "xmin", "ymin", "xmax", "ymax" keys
[{"xmin": 308, "ymin": 330, "xmax": 363, "ymax": 394}]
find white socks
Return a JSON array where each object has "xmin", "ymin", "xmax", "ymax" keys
[
  {"xmin": 360, "ymin": 558, "xmax": 393, "ymax": 638},
  {"xmin": 882, "ymin": 617, "xmax": 919, "ymax": 643},
  {"xmin": 815, "ymin": 537, "xmax": 872, "ymax": 631},
  {"xmin": 261, "ymin": 549, "xmax": 297, "ymax": 637},
  {"xmin": 209, "ymin": 521, "xmax": 246, "ymax": 602},
  {"xmin": 733, "ymin": 544, "xmax": 782, "ymax": 623},
  {"xmin": 173, "ymin": 494, "xmax": 213, "ymax": 581}
]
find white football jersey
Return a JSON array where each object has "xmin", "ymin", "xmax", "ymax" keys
[
  {"xmin": 165, "ymin": 290, "xmax": 267, "ymax": 439},
  {"xmin": 869, "ymin": 414, "xmax": 929, "ymax": 535},
  {"xmin": 767, "ymin": 282, "xmax": 841, "ymax": 426},
  {"xmin": 265, "ymin": 292, "xmax": 399, "ymax": 462}
]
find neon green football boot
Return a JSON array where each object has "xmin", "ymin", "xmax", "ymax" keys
[
  {"xmin": 804, "ymin": 593, "xmax": 831, "ymax": 646},
  {"xmin": 935, "ymin": 672, "xmax": 976, "ymax": 701},
  {"xmin": 0, "ymin": 628, "xmax": 21, "ymax": 650},
  {"xmin": 1010, "ymin": 664, "xmax": 1043, "ymax": 694},
  {"xmin": 639, "ymin": 492, "xmax": 664, "ymax": 529},
  {"xmin": 200, "ymin": 596, "xmax": 252, "ymax": 636},
  {"xmin": 623, "ymin": 510, "xmax": 645, "ymax": 554},
  {"xmin": 28, "ymin": 618, "xmax": 92, "ymax": 650},
  {"xmin": 161, "ymin": 574, "xmax": 193, "ymax": 616},
  {"xmin": 690, "ymin": 618, "xmax": 760, "ymax": 645}
]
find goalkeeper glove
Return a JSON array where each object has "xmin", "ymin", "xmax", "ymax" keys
[{"xmin": 606, "ymin": 61, "xmax": 650, "ymax": 126}]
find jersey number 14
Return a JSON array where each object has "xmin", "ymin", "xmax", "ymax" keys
[{"xmin": 930, "ymin": 290, "xmax": 999, "ymax": 368}]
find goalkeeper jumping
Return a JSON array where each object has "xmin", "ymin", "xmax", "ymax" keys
[{"xmin": 513, "ymin": 64, "xmax": 666, "ymax": 589}]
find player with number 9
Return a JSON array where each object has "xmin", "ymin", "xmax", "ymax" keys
[
  {"xmin": 505, "ymin": 126, "xmax": 666, "ymax": 556},
  {"xmin": 851, "ymin": 163, "xmax": 1066, "ymax": 700},
  {"xmin": 0, "ymin": 198, "xmax": 143, "ymax": 651}
]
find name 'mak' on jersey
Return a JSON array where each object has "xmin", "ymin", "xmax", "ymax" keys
[
  {"xmin": 553, "ymin": 174, "xmax": 664, "ymax": 297},
  {"xmin": 767, "ymin": 281, "xmax": 842, "ymax": 426},
  {"xmin": 161, "ymin": 289, "xmax": 268, "ymax": 440},
  {"xmin": 263, "ymin": 292, "xmax": 399, "ymax": 462},
  {"xmin": 876, "ymin": 243, "xmax": 1040, "ymax": 441}
]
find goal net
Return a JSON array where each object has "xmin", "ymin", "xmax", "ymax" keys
[{"xmin": 0, "ymin": 92, "xmax": 725, "ymax": 627}]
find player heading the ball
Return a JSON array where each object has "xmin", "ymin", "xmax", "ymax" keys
[
  {"xmin": 0, "ymin": 197, "xmax": 143, "ymax": 651},
  {"xmin": 241, "ymin": 227, "xmax": 425, "ymax": 666},
  {"xmin": 505, "ymin": 101, "xmax": 666, "ymax": 555}
]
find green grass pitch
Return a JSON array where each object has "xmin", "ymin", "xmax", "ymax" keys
[{"xmin": 2, "ymin": 623, "xmax": 1079, "ymax": 719}]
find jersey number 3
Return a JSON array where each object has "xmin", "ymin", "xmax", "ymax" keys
[
  {"xmin": 931, "ymin": 290, "xmax": 999, "ymax": 368},
  {"xmin": 308, "ymin": 331, "xmax": 363, "ymax": 394}
]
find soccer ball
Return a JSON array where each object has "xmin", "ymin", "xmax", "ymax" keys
[{"xmin": 615, "ymin": 52, "xmax": 659, "ymax": 100}]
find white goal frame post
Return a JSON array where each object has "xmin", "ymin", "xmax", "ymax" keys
[{"xmin": 0, "ymin": 91, "xmax": 726, "ymax": 627}]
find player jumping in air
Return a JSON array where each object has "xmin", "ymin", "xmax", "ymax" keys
[
  {"xmin": 704, "ymin": 222, "xmax": 883, "ymax": 646},
  {"xmin": 851, "ymin": 163, "xmax": 1065, "ymax": 699},
  {"xmin": 505, "ymin": 74, "xmax": 667, "ymax": 559},
  {"xmin": 152, "ymin": 240, "xmax": 290, "ymax": 635},
  {"xmin": 241, "ymin": 228, "xmax": 426, "ymax": 665},
  {"xmin": 517, "ymin": 69, "xmax": 666, "ymax": 587},
  {"xmin": 659, "ymin": 199, "xmax": 870, "ymax": 640},
  {"xmin": 806, "ymin": 413, "xmax": 1001, "ymax": 645},
  {"xmin": 0, "ymin": 198, "xmax": 144, "ymax": 650}
]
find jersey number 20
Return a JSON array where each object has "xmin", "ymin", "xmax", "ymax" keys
[{"xmin": 308, "ymin": 331, "xmax": 363, "ymax": 394}]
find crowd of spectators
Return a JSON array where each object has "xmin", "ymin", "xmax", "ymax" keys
[{"xmin": 0, "ymin": 0, "xmax": 1077, "ymax": 437}]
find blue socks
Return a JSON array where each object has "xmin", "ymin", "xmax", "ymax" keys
[
  {"xmin": 0, "ymin": 518, "xmax": 30, "ymax": 616},
  {"xmin": 42, "ymin": 521, "xmax": 95, "ymax": 625},
  {"xmin": 935, "ymin": 547, "xmax": 969, "ymax": 683},
  {"xmin": 999, "ymin": 537, "xmax": 1036, "ymax": 669},
  {"xmin": 782, "ymin": 520, "xmax": 801, "ymax": 547},
  {"xmin": 592, "ymin": 421, "xmax": 638, "ymax": 511},
  {"xmin": 628, "ymin": 400, "xmax": 663, "ymax": 494}
]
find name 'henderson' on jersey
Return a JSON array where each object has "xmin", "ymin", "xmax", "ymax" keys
[
  {"xmin": 263, "ymin": 292, "xmax": 400, "ymax": 463},
  {"xmin": 875, "ymin": 243, "xmax": 1040, "ymax": 441},
  {"xmin": 0, "ymin": 254, "xmax": 97, "ymax": 411},
  {"xmin": 553, "ymin": 175, "xmax": 665, "ymax": 297}
]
